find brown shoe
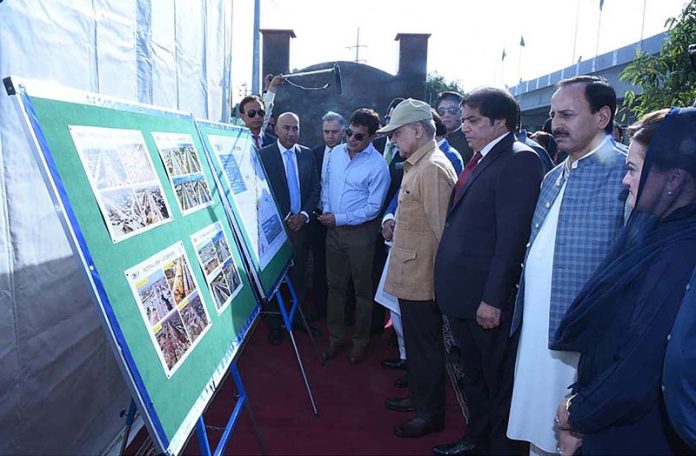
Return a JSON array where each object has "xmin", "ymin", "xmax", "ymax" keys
[
  {"xmin": 347, "ymin": 345, "xmax": 367, "ymax": 364},
  {"xmin": 321, "ymin": 341, "xmax": 344, "ymax": 362}
]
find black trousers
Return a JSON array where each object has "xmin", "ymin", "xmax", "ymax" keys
[
  {"xmin": 371, "ymin": 239, "xmax": 388, "ymax": 331},
  {"xmin": 400, "ymin": 298, "xmax": 445, "ymax": 420},
  {"xmin": 447, "ymin": 311, "xmax": 519, "ymax": 454},
  {"xmin": 308, "ymin": 217, "xmax": 328, "ymax": 317}
]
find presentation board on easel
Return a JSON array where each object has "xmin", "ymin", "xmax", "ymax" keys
[
  {"xmin": 4, "ymin": 77, "xmax": 260, "ymax": 455},
  {"xmin": 195, "ymin": 120, "xmax": 294, "ymax": 301}
]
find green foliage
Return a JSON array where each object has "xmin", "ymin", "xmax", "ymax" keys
[
  {"xmin": 425, "ymin": 72, "xmax": 465, "ymax": 105},
  {"xmin": 621, "ymin": 0, "xmax": 696, "ymax": 119}
]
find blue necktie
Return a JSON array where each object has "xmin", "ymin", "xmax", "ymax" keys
[{"xmin": 285, "ymin": 149, "xmax": 301, "ymax": 214}]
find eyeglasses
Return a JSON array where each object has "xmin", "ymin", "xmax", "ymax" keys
[
  {"xmin": 345, "ymin": 129, "xmax": 366, "ymax": 141},
  {"xmin": 245, "ymin": 109, "xmax": 265, "ymax": 118},
  {"xmin": 437, "ymin": 107, "xmax": 461, "ymax": 116}
]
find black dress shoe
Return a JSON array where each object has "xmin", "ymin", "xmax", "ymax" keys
[
  {"xmin": 385, "ymin": 396, "xmax": 415, "ymax": 412},
  {"xmin": 394, "ymin": 416, "xmax": 444, "ymax": 438},
  {"xmin": 268, "ymin": 327, "xmax": 282, "ymax": 346},
  {"xmin": 381, "ymin": 358, "xmax": 407, "ymax": 370},
  {"xmin": 395, "ymin": 373, "xmax": 408, "ymax": 388},
  {"xmin": 432, "ymin": 436, "xmax": 478, "ymax": 455},
  {"xmin": 321, "ymin": 341, "xmax": 344, "ymax": 362}
]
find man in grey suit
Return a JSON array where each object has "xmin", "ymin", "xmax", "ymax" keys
[{"xmin": 258, "ymin": 112, "xmax": 321, "ymax": 345}]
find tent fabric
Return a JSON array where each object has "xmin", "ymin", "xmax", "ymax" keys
[{"xmin": 0, "ymin": 1, "xmax": 233, "ymax": 453}]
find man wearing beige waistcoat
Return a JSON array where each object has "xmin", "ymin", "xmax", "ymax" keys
[{"xmin": 379, "ymin": 99, "xmax": 457, "ymax": 438}]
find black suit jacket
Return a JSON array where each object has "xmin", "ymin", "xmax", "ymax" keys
[
  {"xmin": 371, "ymin": 136, "xmax": 405, "ymax": 216},
  {"xmin": 435, "ymin": 133, "xmax": 543, "ymax": 319},
  {"xmin": 258, "ymin": 142, "xmax": 320, "ymax": 218},
  {"xmin": 311, "ymin": 144, "xmax": 326, "ymax": 179},
  {"xmin": 446, "ymin": 127, "xmax": 474, "ymax": 164},
  {"xmin": 261, "ymin": 132, "xmax": 277, "ymax": 148}
]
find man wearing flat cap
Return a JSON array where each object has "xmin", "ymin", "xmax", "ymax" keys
[{"xmin": 379, "ymin": 99, "xmax": 457, "ymax": 438}]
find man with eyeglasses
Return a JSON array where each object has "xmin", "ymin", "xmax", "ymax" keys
[
  {"xmin": 238, "ymin": 74, "xmax": 284, "ymax": 149},
  {"xmin": 378, "ymin": 99, "xmax": 457, "ymax": 438},
  {"xmin": 318, "ymin": 108, "xmax": 390, "ymax": 365},
  {"xmin": 435, "ymin": 91, "xmax": 474, "ymax": 164}
]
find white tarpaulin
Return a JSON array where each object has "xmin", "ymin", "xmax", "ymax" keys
[{"xmin": 0, "ymin": 1, "xmax": 233, "ymax": 453}]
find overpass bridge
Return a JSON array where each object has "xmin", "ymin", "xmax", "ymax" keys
[{"xmin": 513, "ymin": 32, "xmax": 668, "ymax": 130}]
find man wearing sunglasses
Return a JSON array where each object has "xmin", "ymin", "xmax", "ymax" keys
[
  {"xmin": 436, "ymin": 91, "xmax": 474, "ymax": 165},
  {"xmin": 318, "ymin": 108, "xmax": 390, "ymax": 365},
  {"xmin": 238, "ymin": 74, "xmax": 284, "ymax": 150}
]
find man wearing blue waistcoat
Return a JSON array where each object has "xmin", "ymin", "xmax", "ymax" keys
[{"xmin": 507, "ymin": 76, "xmax": 627, "ymax": 456}]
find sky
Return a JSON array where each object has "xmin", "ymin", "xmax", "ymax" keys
[{"xmin": 230, "ymin": 0, "xmax": 691, "ymax": 103}]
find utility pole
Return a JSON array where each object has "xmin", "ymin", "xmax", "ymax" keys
[{"xmin": 346, "ymin": 27, "xmax": 367, "ymax": 63}]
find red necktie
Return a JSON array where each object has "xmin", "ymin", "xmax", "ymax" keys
[
  {"xmin": 253, "ymin": 134, "xmax": 261, "ymax": 149},
  {"xmin": 453, "ymin": 151, "xmax": 483, "ymax": 202}
]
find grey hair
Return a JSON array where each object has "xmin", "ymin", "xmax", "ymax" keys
[
  {"xmin": 322, "ymin": 111, "xmax": 346, "ymax": 127},
  {"xmin": 418, "ymin": 119, "xmax": 436, "ymax": 138}
]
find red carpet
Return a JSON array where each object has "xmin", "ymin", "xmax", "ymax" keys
[{"xmin": 177, "ymin": 318, "xmax": 467, "ymax": 455}]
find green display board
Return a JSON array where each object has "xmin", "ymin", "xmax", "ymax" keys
[
  {"xmin": 194, "ymin": 120, "xmax": 294, "ymax": 301},
  {"xmin": 5, "ymin": 79, "xmax": 261, "ymax": 455}
]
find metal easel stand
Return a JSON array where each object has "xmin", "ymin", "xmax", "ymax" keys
[
  {"xmin": 119, "ymin": 400, "xmax": 138, "ymax": 455},
  {"xmin": 275, "ymin": 274, "xmax": 320, "ymax": 416},
  {"xmin": 195, "ymin": 362, "xmax": 266, "ymax": 456}
]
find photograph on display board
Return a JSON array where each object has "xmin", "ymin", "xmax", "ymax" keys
[
  {"xmin": 190, "ymin": 222, "xmax": 243, "ymax": 314},
  {"xmin": 125, "ymin": 242, "xmax": 212, "ymax": 376},
  {"xmin": 152, "ymin": 132, "xmax": 213, "ymax": 215},
  {"xmin": 69, "ymin": 126, "xmax": 173, "ymax": 243},
  {"xmin": 207, "ymin": 133, "xmax": 286, "ymax": 269}
]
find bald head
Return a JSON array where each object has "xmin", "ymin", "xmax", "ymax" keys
[{"xmin": 276, "ymin": 112, "xmax": 300, "ymax": 149}]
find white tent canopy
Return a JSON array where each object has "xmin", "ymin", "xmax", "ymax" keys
[{"xmin": 0, "ymin": 1, "xmax": 233, "ymax": 453}]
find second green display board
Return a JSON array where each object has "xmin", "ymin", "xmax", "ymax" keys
[{"xmin": 195, "ymin": 120, "xmax": 294, "ymax": 300}]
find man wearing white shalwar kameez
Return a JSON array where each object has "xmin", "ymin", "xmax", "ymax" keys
[
  {"xmin": 507, "ymin": 76, "xmax": 627, "ymax": 456},
  {"xmin": 507, "ymin": 180, "xmax": 579, "ymax": 455}
]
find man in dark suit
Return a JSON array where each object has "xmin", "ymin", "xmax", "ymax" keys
[
  {"xmin": 435, "ymin": 91, "xmax": 474, "ymax": 165},
  {"xmin": 258, "ymin": 112, "xmax": 321, "ymax": 345},
  {"xmin": 432, "ymin": 88, "xmax": 543, "ymax": 455},
  {"xmin": 307, "ymin": 111, "xmax": 346, "ymax": 321}
]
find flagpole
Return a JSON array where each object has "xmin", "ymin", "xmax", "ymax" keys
[
  {"xmin": 518, "ymin": 36, "xmax": 525, "ymax": 84},
  {"xmin": 501, "ymin": 49, "xmax": 507, "ymax": 87},
  {"xmin": 595, "ymin": 0, "xmax": 604, "ymax": 67},
  {"xmin": 571, "ymin": 0, "xmax": 581, "ymax": 64},
  {"xmin": 639, "ymin": 0, "xmax": 648, "ymax": 51}
]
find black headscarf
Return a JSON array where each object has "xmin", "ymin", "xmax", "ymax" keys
[{"xmin": 551, "ymin": 107, "xmax": 696, "ymax": 351}]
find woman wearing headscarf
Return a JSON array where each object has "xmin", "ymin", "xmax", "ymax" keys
[{"xmin": 551, "ymin": 107, "xmax": 696, "ymax": 455}]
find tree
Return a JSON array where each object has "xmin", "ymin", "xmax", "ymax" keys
[
  {"xmin": 425, "ymin": 72, "xmax": 465, "ymax": 105},
  {"xmin": 621, "ymin": 0, "xmax": 696, "ymax": 118}
]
